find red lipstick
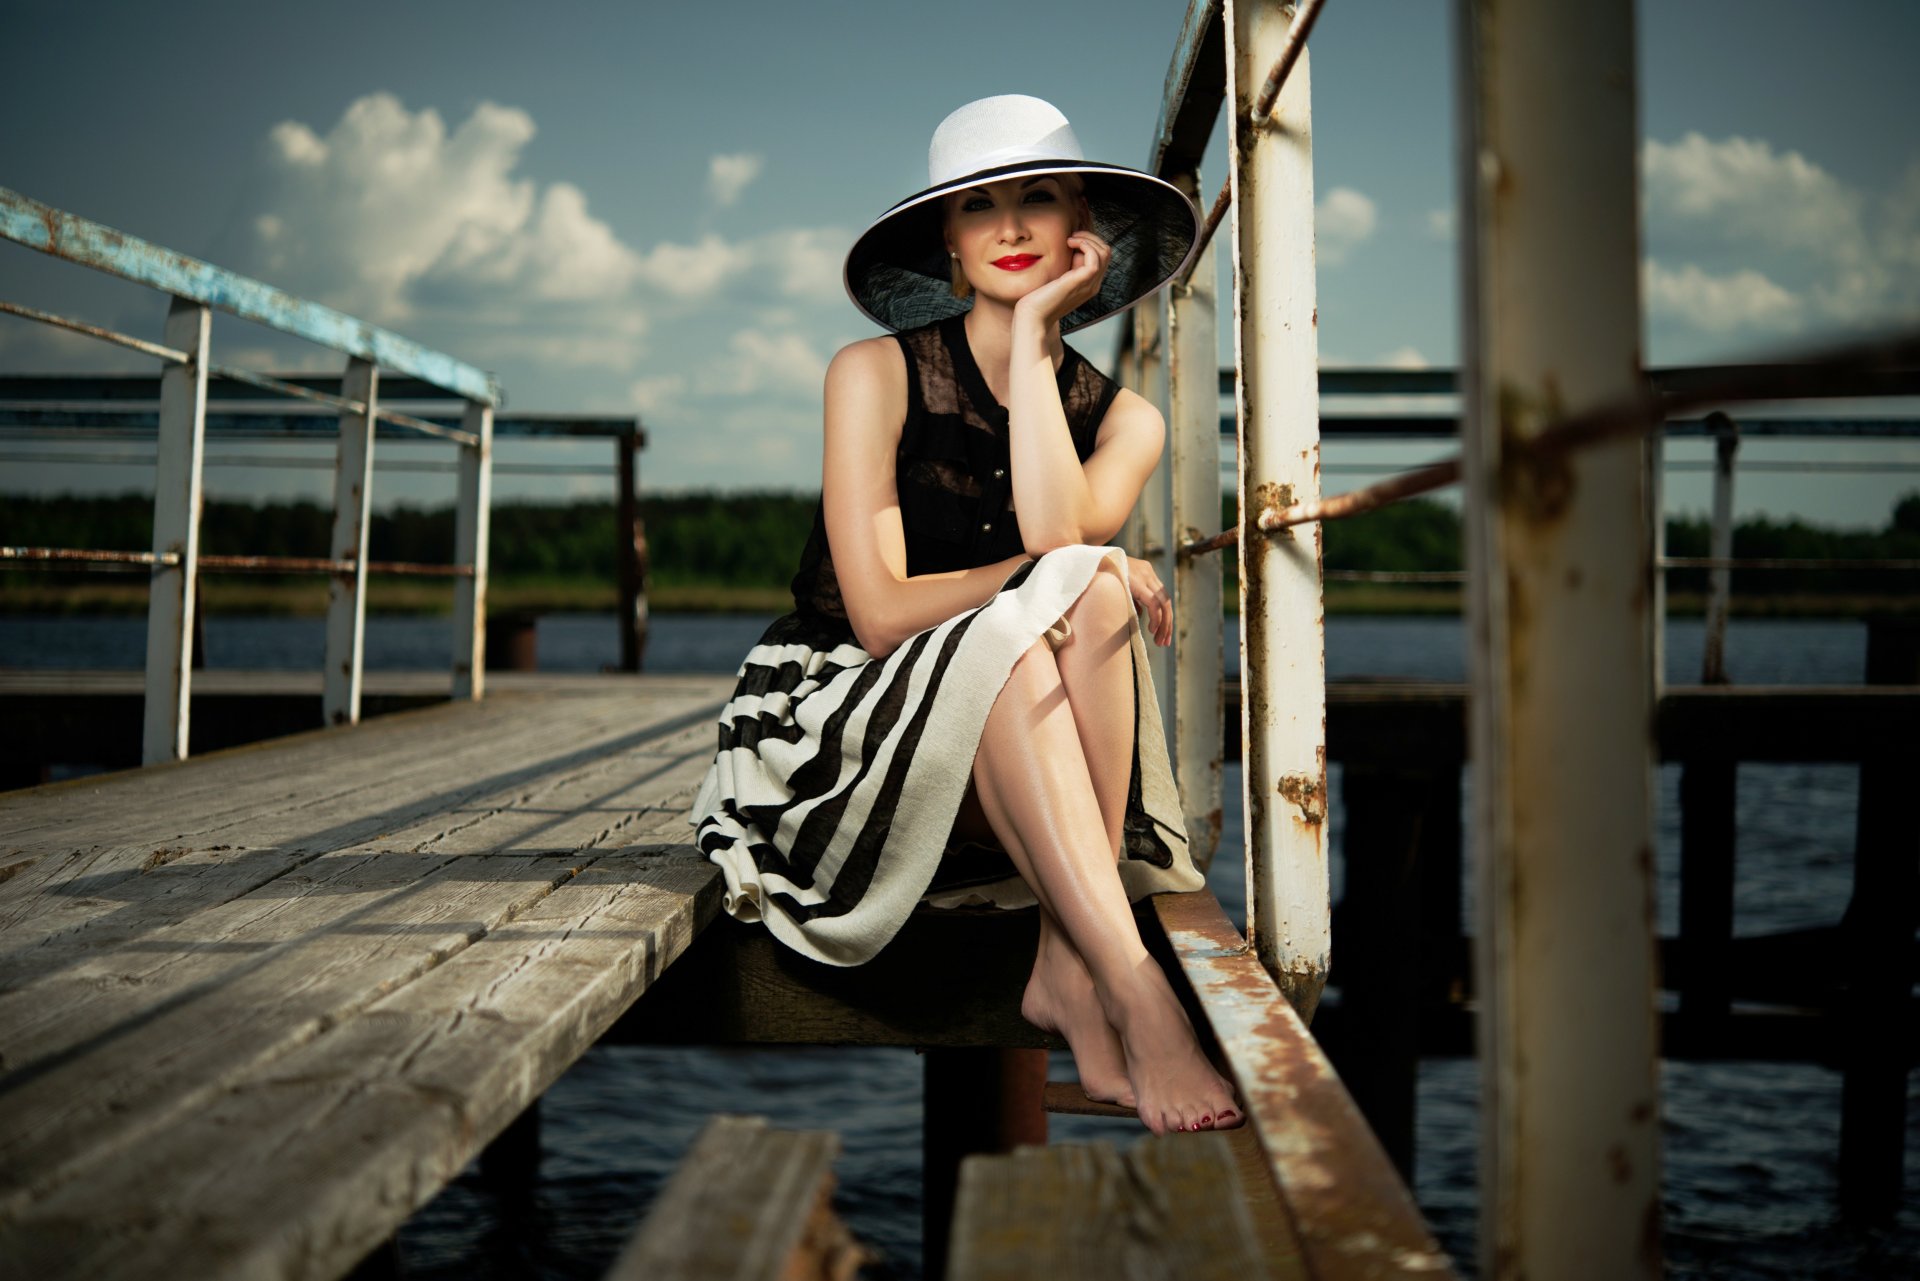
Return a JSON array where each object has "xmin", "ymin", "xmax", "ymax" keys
[{"xmin": 991, "ymin": 254, "xmax": 1040, "ymax": 270}]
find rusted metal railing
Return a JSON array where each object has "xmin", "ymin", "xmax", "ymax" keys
[{"xmin": 0, "ymin": 187, "xmax": 497, "ymax": 762}]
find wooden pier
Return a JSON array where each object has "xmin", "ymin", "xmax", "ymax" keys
[{"xmin": 0, "ymin": 674, "xmax": 1450, "ymax": 1279}]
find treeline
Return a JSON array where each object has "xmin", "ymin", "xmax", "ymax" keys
[{"xmin": 7, "ymin": 492, "xmax": 1919, "ymax": 595}]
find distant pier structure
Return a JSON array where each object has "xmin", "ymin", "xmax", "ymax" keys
[{"xmin": 3, "ymin": 1, "xmax": 1918, "ymax": 1279}]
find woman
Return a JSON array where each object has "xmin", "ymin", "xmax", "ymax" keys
[{"xmin": 690, "ymin": 95, "xmax": 1239, "ymax": 1135}]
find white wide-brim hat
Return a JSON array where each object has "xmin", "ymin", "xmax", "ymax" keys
[{"xmin": 843, "ymin": 95, "xmax": 1202, "ymax": 335}]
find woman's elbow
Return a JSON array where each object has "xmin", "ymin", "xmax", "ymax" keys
[{"xmin": 1021, "ymin": 524, "xmax": 1092, "ymax": 558}]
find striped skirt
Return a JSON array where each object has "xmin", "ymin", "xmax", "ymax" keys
[{"xmin": 687, "ymin": 543, "xmax": 1201, "ymax": 967}]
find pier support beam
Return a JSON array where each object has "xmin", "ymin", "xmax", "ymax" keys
[
  {"xmin": 922, "ymin": 1047, "xmax": 1046, "ymax": 1281},
  {"xmin": 1225, "ymin": 0, "xmax": 1328, "ymax": 1018},
  {"xmin": 617, "ymin": 428, "xmax": 650, "ymax": 673},
  {"xmin": 1840, "ymin": 618, "xmax": 1918, "ymax": 1223},
  {"xmin": 1457, "ymin": 1, "xmax": 1661, "ymax": 1277}
]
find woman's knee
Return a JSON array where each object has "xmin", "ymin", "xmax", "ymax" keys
[{"xmin": 1067, "ymin": 559, "xmax": 1132, "ymax": 631}]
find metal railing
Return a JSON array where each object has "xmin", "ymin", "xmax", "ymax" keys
[
  {"xmin": 1120, "ymin": 1, "xmax": 1915, "ymax": 1277},
  {"xmin": 0, "ymin": 188, "xmax": 498, "ymax": 764},
  {"xmin": 0, "ymin": 372, "xmax": 654, "ymax": 675}
]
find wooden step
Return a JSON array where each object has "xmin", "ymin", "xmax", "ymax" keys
[
  {"xmin": 947, "ymin": 1133, "xmax": 1296, "ymax": 1281},
  {"xmin": 607, "ymin": 1114, "xmax": 869, "ymax": 1281}
]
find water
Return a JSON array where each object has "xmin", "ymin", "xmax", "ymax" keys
[{"xmin": 2, "ymin": 611, "xmax": 1913, "ymax": 1277}]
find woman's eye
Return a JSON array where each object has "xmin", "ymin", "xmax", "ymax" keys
[
  {"xmin": 963, "ymin": 198, "xmax": 990, "ymax": 212},
  {"xmin": 1024, "ymin": 190, "xmax": 1056, "ymax": 203}
]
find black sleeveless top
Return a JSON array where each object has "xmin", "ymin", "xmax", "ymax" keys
[{"xmin": 782, "ymin": 314, "xmax": 1122, "ymax": 648}]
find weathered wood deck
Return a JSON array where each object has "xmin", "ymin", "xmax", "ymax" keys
[
  {"xmin": 0, "ymin": 674, "xmax": 731, "ymax": 1278},
  {"xmin": 0, "ymin": 674, "xmax": 1455, "ymax": 1280}
]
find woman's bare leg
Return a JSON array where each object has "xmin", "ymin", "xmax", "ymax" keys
[{"xmin": 971, "ymin": 567, "xmax": 1239, "ymax": 1134}]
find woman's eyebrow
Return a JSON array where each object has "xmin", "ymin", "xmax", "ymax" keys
[{"xmin": 960, "ymin": 177, "xmax": 1060, "ymax": 197}]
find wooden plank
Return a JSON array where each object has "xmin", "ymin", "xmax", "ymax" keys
[
  {"xmin": 0, "ymin": 715, "xmax": 715, "ymax": 979},
  {"xmin": 0, "ymin": 682, "xmax": 721, "ymax": 862},
  {"xmin": 1154, "ymin": 889, "xmax": 1456, "ymax": 1279},
  {"xmin": 0, "ymin": 713, "xmax": 718, "ymax": 1211},
  {"xmin": 947, "ymin": 1133, "xmax": 1283, "ymax": 1281},
  {"xmin": 608, "ymin": 1114, "xmax": 864, "ymax": 1281},
  {"xmin": 0, "ymin": 690, "xmax": 721, "ymax": 947},
  {"xmin": 0, "ymin": 845, "xmax": 722, "ymax": 1280}
]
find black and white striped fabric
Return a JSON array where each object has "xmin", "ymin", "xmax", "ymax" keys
[{"xmin": 688, "ymin": 543, "xmax": 1200, "ymax": 967}]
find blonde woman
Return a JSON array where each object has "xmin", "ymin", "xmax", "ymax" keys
[{"xmin": 690, "ymin": 95, "xmax": 1239, "ymax": 1134}]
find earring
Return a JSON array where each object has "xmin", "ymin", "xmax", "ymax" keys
[{"xmin": 949, "ymin": 251, "xmax": 972, "ymax": 300}]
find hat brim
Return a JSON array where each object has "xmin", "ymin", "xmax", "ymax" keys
[{"xmin": 843, "ymin": 159, "xmax": 1202, "ymax": 336}]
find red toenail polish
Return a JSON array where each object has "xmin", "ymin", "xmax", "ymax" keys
[{"xmin": 1201, "ymin": 1114, "xmax": 1211, "ymax": 1124}]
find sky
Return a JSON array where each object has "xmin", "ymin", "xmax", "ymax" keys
[{"xmin": 2, "ymin": 0, "xmax": 1917, "ymax": 527}]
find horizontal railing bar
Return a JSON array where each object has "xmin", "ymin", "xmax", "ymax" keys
[
  {"xmin": 0, "ymin": 546, "xmax": 472, "ymax": 577},
  {"xmin": 1660, "ymin": 557, "xmax": 1920, "ymax": 572},
  {"xmin": 1216, "ymin": 364, "xmax": 1920, "ymax": 399},
  {"xmin": 0, "ymin": 450, "xmax": 611, "ymax": 476},
  {"xmin": 0, "ymin": 409, "xmax": 639, "ymax": 439},
  {"xmin": 0, "ymin": 300, "xmax": 192, "ymax": 365},
  {"xmin": 1253, "ymin": 329, "xmax": 1920, "ymax": 539},
  {"xmin": 1, "ymin": 187, "xmax": 498, "ymax": 405},
  {"xmin": 1148, "ymin": 0, "xmax": 1226, "ymax": 178},
  {"xmin": 0, "ymin": 373, "xmax": 486, "ymax": 404}
]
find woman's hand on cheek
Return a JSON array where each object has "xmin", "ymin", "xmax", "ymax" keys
[{"xmin": 1012, "ymin": 232, "xmax": 1111, "ymax": 331}]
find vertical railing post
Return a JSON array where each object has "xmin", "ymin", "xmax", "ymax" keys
[
  {"xmin": 324, "ymin": 357, "xmax": 378, "ymax": 726},
  {"xmin": 1168, "ymin": 197, "xmax": 1224, "ymax": 870},
  {"xmin": 617, "ymin": 427, "xmax": 650, "ymax": 672},
  {"xmin": 1701, "ymin": 411, "xmax": 1739, "ymax": 685},
  {"xmin": 1458, "ymin": 2, "xmax": 1662, "ymax": 1277},
  {"xmin": 142, "ymin": 296, "xmax": 210, "ymax": 765},
  {"xmin": 453, "ymin": 397, "xmax": 493, "ymax": 700},
  {"xmin": 1134, "ymin": 293, "xmax": 1175, "ymax": 730},
  {"xmin": 1224, "ymin": 0, "xmax": 1328, "ymax": 1016}
]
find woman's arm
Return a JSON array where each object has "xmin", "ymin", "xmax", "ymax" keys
[
  {"xmin": 1004, "ymin": 234, "xmax": 1167, "ymax": 553},
  {"xmin": 823, "ymin": 338, "xmax": 1032, "ymax": 659}
]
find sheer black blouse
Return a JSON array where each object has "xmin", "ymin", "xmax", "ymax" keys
[{"xmin": 782, "ymin": 314, "xmax": 1122, "ymax": 648}]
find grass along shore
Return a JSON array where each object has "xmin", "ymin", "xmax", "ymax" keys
[{"xmin": 3, "ymin": 574, "xmax": 1913, "ymax": 621}]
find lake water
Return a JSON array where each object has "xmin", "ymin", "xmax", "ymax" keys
[{"xmin": 2, "ymin": 611, "xmax": 1914, "ymax": 1278}]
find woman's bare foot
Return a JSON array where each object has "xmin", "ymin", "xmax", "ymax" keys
[
  {"xmin": 1100, "ymin": 963, "xmax": 1242, "ymax": 1135},
  {"xmin": 1020, "ymin": 928, "xmax": 1136, "ymax": 1108}
]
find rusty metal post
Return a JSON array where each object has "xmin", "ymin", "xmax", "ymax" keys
[
  {"xmin": 1225, "ymin": 0, "xmax": 1328, "ymax": 1016},
  {"xmin": 1135, "ymin": 293, "xmax": 1175, "ymax": 730},
  {"xmin": 1169, "ymin": 181, "xmax": 1225, "ymax": 870},
  {"xmin": 1457, "ymin": 2, "xmax": 1662, "ymax": 1277},
  {"xmin": 616, "ymin": 429, "xmax": 650, "ymax": 672},
  {"xmin": 323, "ymin": 357, "xmax": 377, "ymax": 726},
  {"xmin": 922, "ymin": 1047, "xmax": 1046, "ymax": 1281},
  {"xmin": 1702, "ymin": 412, "xmax": 1739, "ymax": 685},
  {"xmin": 1647, "ymin": 427, "xmax": 1667, "ymax": 702},
  {"xmin": 452, "ymin": 398, "xmax": 492, "ymax": 700},
  {"xmin": 141, "ymin": 296, "xmax": 210, "ymax": 765}
]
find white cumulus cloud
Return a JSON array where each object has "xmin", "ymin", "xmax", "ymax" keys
[
  {"xmin": 709, "ymin": 153, "xmax": 765, "ymax": 207},
  {"xmin": 1642, "ymin": 259, "xmax": 1801, "ymax": 334},
  {"xmin": 1316, "ymin": 187, "xmax": 1377, "ymax": 267},
  {"xmin": 1640, "ymin": 131, "xmax": 1918, "ymax": 336}
]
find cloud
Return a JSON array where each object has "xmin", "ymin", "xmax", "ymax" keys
[
  {"xmin": 1640, "ymin": 131, "xmax": 1918, "ymax": 334},
  {"xmin": 1374, "ymin": 346, "xmax": 1430, "ymax": 369},
  {"xmin": 700, "ymin": 327, "xmax": 829, "ymax": 398},
  {"xmin": 1642, "ymin": 259, "xmax": 1800, "ymax": 334},
  {"xmin": 1643, "ymin": 133, "xmax": 1862, "ymax": 259},
  {"xmin": 633, "ymin": 226, "xmax": 847, "ymax": 302},
  {"xmin": 629, "ymin": 374, "xmax": 687, "ymax": 415},
  {"xmin": 709, "ymin": 153, "xmax": 764, "ymax": 207},
  {"xmin": 1425, "ymin": 207, "xmax": 1453, "ymax": 242},
  {"xmin": 1316, "ymin": 187, "xmax": 1377, "ymax": 266}
]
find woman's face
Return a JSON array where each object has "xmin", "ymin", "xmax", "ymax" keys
[{"xmin": 943, "ymin": 174, "xmax": 1090, "ymax": 307}]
